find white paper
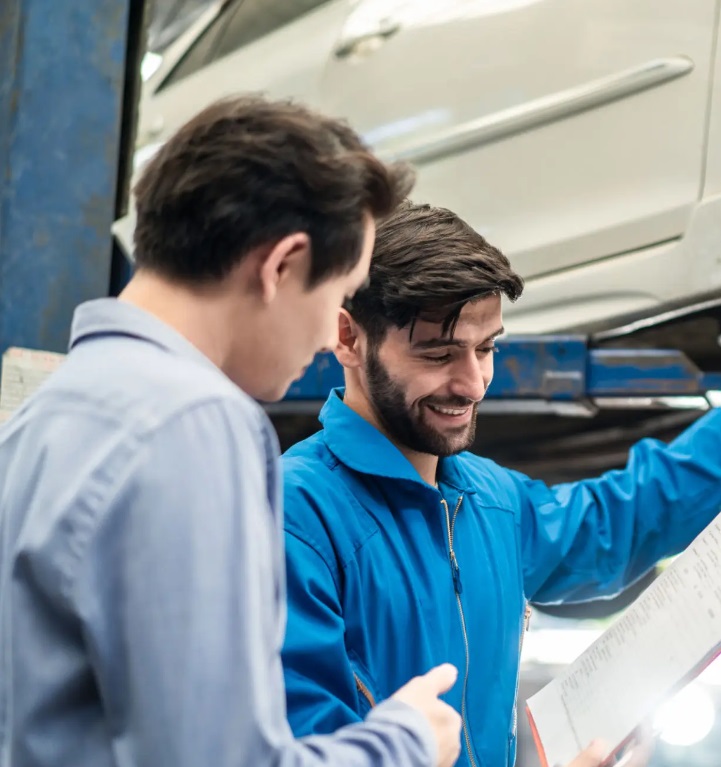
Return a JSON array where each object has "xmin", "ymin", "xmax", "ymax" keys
[
  {"xmin": 0, "ymin": 347, "xmax": 66, "ymax": 414},
  {"xmin": 527, "ymin": 515, "xmax": 721, "ymax": 767}
]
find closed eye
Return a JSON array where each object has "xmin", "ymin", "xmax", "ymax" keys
[
  {"xmin": 422, "ymin": 345, "xmax": 499, "ymax": 364},
  {"xmin": 422, "ymin": 353, "xmax": 452, "ymax": 364}
]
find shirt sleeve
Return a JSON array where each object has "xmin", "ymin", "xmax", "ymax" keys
[
  {"xmin": 519, "ymin": 408, "xmax": 721, "ymax": 603},
  {"xmin": 70, "ymin": 399, "xmax": 435, "ymax": 767}
]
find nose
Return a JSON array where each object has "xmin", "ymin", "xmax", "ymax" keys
[{"xmin": 449, "ymin": 355, "xmax": 491, "ymax": 403}]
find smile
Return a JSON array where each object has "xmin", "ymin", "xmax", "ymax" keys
[{"xmin": 427, "ymin": 404, "xmax": 471, "ymax": 416}]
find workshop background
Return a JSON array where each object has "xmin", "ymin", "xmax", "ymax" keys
[{"xmin": 1, "ymin": 1, "xmax": 720, "ymax": 765}]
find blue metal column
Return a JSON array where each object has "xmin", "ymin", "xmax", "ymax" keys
[{"xmin": 0, "ymin": 0, "xmax": 134, "ymax": 354}]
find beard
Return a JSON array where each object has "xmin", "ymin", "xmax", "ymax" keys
[{"xmin": 365, "ymin": 346, "xmax": 478, "ymax": 457}]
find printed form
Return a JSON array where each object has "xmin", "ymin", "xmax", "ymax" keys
[{"xmin": 527, "ymin": 515, "xmax": 721, "ymax": 767}]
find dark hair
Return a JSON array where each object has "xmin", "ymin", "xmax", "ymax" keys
[
  {"xmin": 132, "ymin": 95, "xmax": 415, "ymax": 287},
  {"xmin": 348, "ymin": 200, "xmax": 524, "ymax": 342}
]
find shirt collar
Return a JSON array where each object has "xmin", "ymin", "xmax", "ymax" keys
[
  {"xmin": 69, "ymin": 298, "xmax": 218, "ymax": 372},
  {"xmin": 319, "ymin": 388, "xmax": 475, "ymax": 494}
]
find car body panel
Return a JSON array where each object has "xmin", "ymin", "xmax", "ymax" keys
[
  {"xmin": 117, "ymin": 0, "xmax": 721, "ymax": 334},
  {"xmin": 136, "ymin": 0, "xmax": 348, "ymax": 150},
  {"xmin": 320, "ymin": 0, "xmax": 718, "ymax": 281}
]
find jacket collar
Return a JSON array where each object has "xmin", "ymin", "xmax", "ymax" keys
[{"xmin": 319, "ymin": 388, "xmax": 475, "ymax": 494}]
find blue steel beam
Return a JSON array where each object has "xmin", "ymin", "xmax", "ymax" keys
[
  {"xmin": 481, "ymin": 336, "xmax": 587, "ymax": 400},
  {"xmin": 587, "ymin": 349, "xmax": 721, "ymax": 396},
  {"xmin": 0, "ymin": 0, "xmax": 133, "ymax": 355},
  {"xmin": 285, "ymin": 340, "xmax": 721, "ymax": 402}
]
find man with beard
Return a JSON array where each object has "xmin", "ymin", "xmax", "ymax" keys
[{"xmin": 279, "ymin": 201, "xmax": 721, "ymax": 767}]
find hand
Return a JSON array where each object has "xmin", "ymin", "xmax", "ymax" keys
[
  {"xmin": 391, "ymin": 663, "xmax": 462, "ymax": 767},
  {"xmin": 564, "ymin": 740, "xmax": 609, "ymax": 767},
  {"xmin": 564, "ymin": 725, "xmax": 655, "ymax": 767},
  {"xmin": 611, "ymin": 723, "xmax": 656, "ymax": 767}
]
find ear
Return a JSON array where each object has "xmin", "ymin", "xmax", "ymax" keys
[
  {"xmin": 257, "ymin": 232, "xmax": 311, "ymax": 304},
  {"xmin": 335, "ymin": 308, "xmax": 364, "ymax": 369}
]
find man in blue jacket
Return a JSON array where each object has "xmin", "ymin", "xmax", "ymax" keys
[{"xmin": 280, "ymin": 200, "xmax": 721, "ymax": 767}]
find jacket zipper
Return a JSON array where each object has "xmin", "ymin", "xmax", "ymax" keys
[
  {"xmin": 441, "ymin": 493, "xmax": 478, "ymax": 767},
  {"xmin": 354, "ymin": 673, "xmax": 376, "ymax": 708},
  {"xmin": 511, "ymin": 603, "xmax": 532, "ymax": 737}
]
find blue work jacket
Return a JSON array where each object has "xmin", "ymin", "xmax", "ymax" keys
[{"xmin": 281, "ymin": 389, "xmax": 721, "ymax": 767}]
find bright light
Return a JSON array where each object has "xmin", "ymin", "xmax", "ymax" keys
[
  {"xmin": 344, "ymin": 0, "xmax": 543, "ymax": 36},
  {"xmin": 707, "ymin": 390, "xmax": 721, "ymax": 408},
  {"xmin": 140, "ymin": 52, "xmax": 163, "ymax": 82},
  {"xmin": 363, "ymin": 108, "xmax": 450, "ymax": 146},
  {"xmin": 699, "ymin": 655, "xmax": 721, "ymax": 686},
  {"xmin": 654, "ymin": 683, "xmax": 716, "ymax": 746},
  {"xmin": 521, "ymin": 628, "xmax": 602, "ymax": 666},
  {"xmin": 133, "ymin": 142, "xmax": 165, "ymax": 172}
]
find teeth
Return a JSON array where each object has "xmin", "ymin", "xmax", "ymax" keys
[{"xmin": 429, "ymin": 405, "xmax": 468, "ymax": 416}]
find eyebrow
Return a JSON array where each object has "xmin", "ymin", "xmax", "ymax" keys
[{"xmin": 411, "ymin": 327, "xmax": 505, "ymax": 350}]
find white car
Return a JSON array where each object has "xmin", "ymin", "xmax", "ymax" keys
[{"xmin": 119, "ymin": 0, "xmax": 721, "ymax": 334}]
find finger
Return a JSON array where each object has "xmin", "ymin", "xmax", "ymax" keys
[
  {"xmin": 622, "ymin": 730, "xmax": 655, "ymax": 767},
  {"xmin": 610, "ymin": 720, "xmax": 655, "ymax": 767},
  {"xmin": 565, "ymin": 739, "xmax": 609, "ymax": 767},
  {"xmin": 421, "ymin": 663, "xmax": 459, "ymax": 694}
]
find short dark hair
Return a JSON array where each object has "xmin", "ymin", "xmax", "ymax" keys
[
  {"xmin": 132, "ymin": 95, "xmax": 415, "ymax": 287},
  {"xmin": 348, "ymin": 201, "xmax": 524, "ymax": 342}
]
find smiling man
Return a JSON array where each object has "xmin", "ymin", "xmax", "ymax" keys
[
  {"xmin": 280, "ymin": 200, "xmax": 721, "ymax": 767},
  {"xmin": 348, "ymin": 296, "xmax": 505, "ymax": 478}
]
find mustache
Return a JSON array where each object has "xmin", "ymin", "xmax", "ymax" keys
[{"xmin": 423, "ymin": 397, "xmax": 477, "ymax": 408}]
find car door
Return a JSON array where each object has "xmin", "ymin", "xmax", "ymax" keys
[
  {"xmin": 319, "ymin": 0, "xmax": 719, "ymax": 280},
  {"xmin": 137, "ymin": 0, "xmax": 350, "ymax": 151}
]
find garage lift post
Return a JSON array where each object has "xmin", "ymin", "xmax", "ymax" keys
[{"xmin": 0, "ymin": 0, "xmax": 145, "ymax": 358}]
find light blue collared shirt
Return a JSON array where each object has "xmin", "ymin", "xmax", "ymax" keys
[{"xmin": 0, "ymin": 298, "xmax": 434, "ymax": 767}]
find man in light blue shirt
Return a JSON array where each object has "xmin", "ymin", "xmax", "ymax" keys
[{"xmin": 0, "ymin": 96, "xmax": 464, "ymax": 767}]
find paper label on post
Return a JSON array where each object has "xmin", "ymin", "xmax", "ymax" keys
[{"xmin": 0, "ymin": 347, "xmax": 66, "ymax": 416}]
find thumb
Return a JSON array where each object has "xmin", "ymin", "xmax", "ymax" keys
[
  {"xmin": 421, "ymin": 663, "xmax": 459, "ymax": 695},
  {"xmin": 567, "ymin": 740, "xmax": 610, "ymax": 767}
]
